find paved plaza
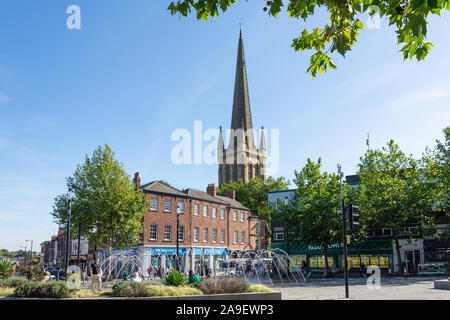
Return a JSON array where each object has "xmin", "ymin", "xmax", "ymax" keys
[{"xmin": 270, "ymin": 276, "xmax": 450, "ymax": 300}]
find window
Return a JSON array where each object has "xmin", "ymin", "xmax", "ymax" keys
[
  {"xmin": 150, "ymin": 198, "xmax": 158, "ymax": 211},
  {"xmin": 233, "ymin": 211, "xmax": 237, "ymax": 221},
  {"xmin": 233, "ymin": 231, "xmax": 238, "ymax": 244},
  {"xmin": 178, "ymin": 226, "xmax": 184, "ymax": 241},
  {"xmin": 164, "ymin": 200, "xmax": 172, "ymax": 212},
  {"xmin": 177, "ymin": 201, "xmax": 184, "ymax": 213},
  {"xmin": 226, "ymin": 166, "xmax": 230, "ymax": 181},
  {"xmin": 203, "ymin": 228, "xmax": 208, "ymax": 242},
  {"xmin": 194, "ymin": 204, "xmax": 199, "ymax": 216},
  {"xmin": 255, "ymin": 238, "xmax": 260, "ymax": 250},
  {"xmin": 241, "ymin": 231, "xmax": 245, "ymax": 244},
  {"xmin": 220, "ymin": 208, "xmax": 225, "ymax": 220},
  {"xmin": 255, "ymin": 222, "xmax": 260, "ymax": 235},
  {"xmin": 240, "ymin": 212, "xmax": 245, "ymax": 222},
  {"xmin": 150, "ymin": 225, "xmax": 158, "ymax": 240},
  {"xmin": 213, "ymin": 229, "xmax": 217, "ymax": 243},
  {"xmin": 213, "ymin": 207, "xmax": 217, "ymax": 219},
  {"xmin": 203, "ymin": 205, "xmax": 208, "ymax": 217},
  {"xmin": 275, "ymin": 232, "xmax": 284, "ymax": 241},
  {"xmin": 194, "ymin": 227, "xmax": 199, "ymax": 242},
  {"xmin": 164, "ymin": 225, "xmax": 172, "ymax": 241},
  {"xmin": 221, "ymin": 230, "xmax": 225, "ymax": 243}
]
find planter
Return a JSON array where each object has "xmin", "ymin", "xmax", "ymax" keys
[
  {"xmin": 434, "ymin": 280, "xmax": 450, "ymax": 290},
  {"xmin": 1, "ymin": 291, "xmax": 281, "ymax": 300}
]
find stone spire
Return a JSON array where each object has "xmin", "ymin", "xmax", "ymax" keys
[{"xmin": 229, "ymin": 29, "xmax": 255, "ymax": 150}]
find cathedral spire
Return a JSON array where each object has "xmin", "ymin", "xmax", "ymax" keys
[{"xmin": 230, "ymin": 30, "xmax": 254, "ymax": 144}]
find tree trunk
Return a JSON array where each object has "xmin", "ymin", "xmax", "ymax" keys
[
  {"xmin": 394, "ymin": 237, "xmax": 403, "ymax": 275},
  {"xmin": 323, "ymin": 243, "xmax": 329, "ymax": 278}
]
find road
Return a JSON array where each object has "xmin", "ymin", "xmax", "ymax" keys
[{"xmin": 270, "ymin": 276, "xmax": 450, "ymax": 300}]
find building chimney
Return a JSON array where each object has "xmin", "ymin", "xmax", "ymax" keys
[
  {"xmin": 206, "ymin": 183, "xmax": 216, "ymax": 197},
  {"xmin": 134, "ymin": 172, "xmax": 141, "ymax": 191},
  {"xmin": 226, "ymin": 189, "xmax": 235, "ymax": 200}
]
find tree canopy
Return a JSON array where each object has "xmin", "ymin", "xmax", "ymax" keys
[
  {"xmin": 51, "ymin": 145, "xmax": 149, "ymax": 251},
  {"xmin": 168, "ymin": 0, "xmax": 450, "ymax": 78},
  {"xmin": 217, "ymin": 176, "xmax": 290, "ymax": 221}
]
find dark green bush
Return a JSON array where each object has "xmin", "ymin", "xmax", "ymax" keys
[
  {"xmin": 199, "ymin": 278, "xmax": 249, "ymax": 295},
  {"xmin": 14, "ymin": 281, "xmax": 70, "ymax": 298},
  {"xmin": 0, "ymin": 278, "xmax": 30, "ymax": 288},
  {"xmin": 112, "ymin": 281, "xmax": 148, "ymax": 297},
  {"xmin": 21, "ymin": 265, "xmax": 44, "ymax": 281},
  {"xmin": 163, "ymin": 270, "xmax": 186, "ymax": 287}
]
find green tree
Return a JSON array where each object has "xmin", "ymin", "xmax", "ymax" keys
[
  {"xmin": 217, "ymin": 176, "xmax": 290, "ymax": 244},
  {"xmin": 358, "ymin": 140, "xmax": 436, "ymax": 273},
  {"xmin": 51, "ymin": 145, "xmax": 149, "ymax": 273},
  {"xmin": 421, "ymin": 126, "xmax": 450, "ymax": 240},
  {"xmin": 168, "ymin": 0, "xmax": 449, "ymax": 78},
  {"xmin": 288, "ymin": 158, "xmax": 344, "ymax": 274}
]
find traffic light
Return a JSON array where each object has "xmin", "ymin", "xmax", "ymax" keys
[{"xmin": 348, "ymin": 204, "xmax": 360, "ymax": 231}]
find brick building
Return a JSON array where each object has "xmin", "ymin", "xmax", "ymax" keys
[{"xmin": 135, "ymin": 173, "xmax": 265, "ymax": 273}]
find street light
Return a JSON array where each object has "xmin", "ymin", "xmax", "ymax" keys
[
  {"xmin": 25, "ymin": 240, "xmax": 33, "ymax": 264},
  {"xmin": 65, "ymin": 191, "xmax": 73, "ymax": 276},
  {"xmin": 20, "ymin": 245, "xmax": 27, "ymax": 268},
  {"xmin": 337, "ymin": 164, "xmax": 349, "ymax": 299}
]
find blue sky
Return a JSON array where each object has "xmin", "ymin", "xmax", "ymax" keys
[{"xmin": 0, "ymin": 1, "xmax": 449, "ymax": 251}]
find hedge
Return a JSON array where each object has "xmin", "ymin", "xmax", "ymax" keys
[{"xmin": 13, "ymin": 281, "xmax": 70, "ymax": 298}]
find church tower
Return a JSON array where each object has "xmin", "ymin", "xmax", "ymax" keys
[{"xmin": 218, "ymin": 30, "xmax": 266, "ymax": 186}]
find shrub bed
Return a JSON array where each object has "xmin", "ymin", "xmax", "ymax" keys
[
  {"xmin": 199, "ymin": 278, "xmax": 248, "ymax": 295},
  {"xmin": 0, "ymin": 278, "xmax": 30, "ymax": 288},
  {"xmin": 247, "ymin": 284, "xmax": 272, "ymax": 293},
  {"xmin": 13, "ymin": 281, "xmax": 70, "ymax": 298},
  {"xmin": 111, "ymin": 281, "xmax": 203, "ymax": 297}
]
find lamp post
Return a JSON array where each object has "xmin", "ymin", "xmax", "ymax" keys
[
  {"xmin": 337, "ymin": 164, "xmax": 349, "ymax": 299},
  {"xmin": 176, "ymin": 204, "xmax": 180, "ymax": 271},
  {"xmin": 25, "ymin": 240, "xmax": 33, "ymax": 265},
  {"xmin": 20, "ymin": 245, "xmax": 27, "ymax": 268},
  {"xmin": 77, "ymin": 212, "xmax": 82, "ymax": 268},
  {"xmin": 65, "ymin": 191, "xmax": 73, "ymax": 275}
]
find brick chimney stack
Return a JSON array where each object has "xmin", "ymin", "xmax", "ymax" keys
[
  {"xmin": 206, "ymin": 183, "xmax": 216, "ymax": 197},
  {"xmin": 134, "ymin": 172, "xmax": 141, "ymax": 191},
  {"xmin": 226, "ymin": 189, "xmax": 235, "ymax": 200}
]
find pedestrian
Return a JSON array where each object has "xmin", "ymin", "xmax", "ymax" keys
[
  {"xmin": 90, "ymin": 258, "xmax": 103, "ymax": 292},
  {"xmin": 359, "ymin": 262, "xmax": 367, "ymax": 278},
  {"xmin": 331, "ymin": 263, "xmax": 337, "ymax": 278},
  {"xmin": 147, "ymin": 266, "xmax": 154, "ymax": 281},
  {"xmin": 123, "ymin": 270, "xmax": 129, "ymax": 281},
  {"xmin": 42, "ymin": 271, "xmax": 51, "ymax": 283},
  {"xmin": 187, "ymin": 270, "xmax": 200, "ymax": 285},
  {"xmin": 82, "ymin": 267, "xmax": 88, "ymax": 284},
  {"xmin": 130, "ymin": 272, "xmax": 142, "ymax": 283}
]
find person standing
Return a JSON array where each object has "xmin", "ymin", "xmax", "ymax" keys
[
  {"xmin": 90, "ymin": 258, "xmax": 103, "ymax": 292},
  {"xmin": 82, "ymin": 267, "xmax": 88, "ymax": 284}
]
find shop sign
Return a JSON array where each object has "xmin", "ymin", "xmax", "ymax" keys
[{"xmin": 307, "ymin": 243, "xmax": 343, "ymax": 251}]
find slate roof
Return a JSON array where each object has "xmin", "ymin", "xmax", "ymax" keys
[{"xmin": 140, "ymin": 181, "xmax": 188, "ymax": 198}]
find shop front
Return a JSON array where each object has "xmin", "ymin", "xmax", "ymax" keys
[{"xmin": 270, "ymin": 239, "xmax": 393, "ymax": 273}]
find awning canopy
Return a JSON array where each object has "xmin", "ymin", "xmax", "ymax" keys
[
  {"xmin": 270, "ymin": 239, "xmax": 393, "ymax": 255},
  {"xmin": 424, "ymin": 240, "xmax": 450, "ymax": 249}
]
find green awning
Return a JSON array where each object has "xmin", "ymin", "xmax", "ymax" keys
[{"xmin": 270, "ymin": 239, "xmax": 393, "ymax": 255}]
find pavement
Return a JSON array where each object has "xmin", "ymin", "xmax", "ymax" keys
[{"xmin": 270, "ymin": 276, "xmax": 450, "ymax": 300}]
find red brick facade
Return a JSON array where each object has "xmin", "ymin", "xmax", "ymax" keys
[{"xmin": 139, "ymin": 177, "xmax": 265, "ymax": 252}]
